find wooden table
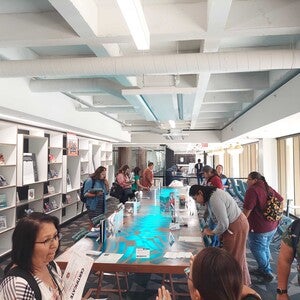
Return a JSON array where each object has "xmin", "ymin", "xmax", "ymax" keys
[{"xmin": 56, "ymin": 195, "xmax": 203, "ymax": 297}]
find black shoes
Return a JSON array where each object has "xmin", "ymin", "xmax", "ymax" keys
[{"xmin": 249, "ymin": 268, "xmax": 274, "ymax": 282}]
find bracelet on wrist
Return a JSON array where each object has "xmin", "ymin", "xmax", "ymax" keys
[{"xmin": 276, "ymin": 288, "xmax": 287, "ymax": 295}]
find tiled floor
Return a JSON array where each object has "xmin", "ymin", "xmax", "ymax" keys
[{"xmin": 1, "ymin": 197, "xmax": 300, "ymax": 300}]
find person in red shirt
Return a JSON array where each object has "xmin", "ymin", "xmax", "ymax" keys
[
  {"xmin": 203, "ymin": 165, "xmax": 223, "ymax": 189},
  {"xmin": 243, "ymin": 171, "xmax": 283, "ymax": 283},
  {"xmin": 142, "ymin": 162, "xmax": 154, "ymax": 188}
]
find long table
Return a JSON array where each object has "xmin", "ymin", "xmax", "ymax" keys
[{"xmin": 56, "ymin": 195, "xmax": 203, "ymax": 296}]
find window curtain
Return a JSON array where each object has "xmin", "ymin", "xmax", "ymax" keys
[{"xmin": 239, "ymin": 142, "xmax": 258, "ymax": 178}]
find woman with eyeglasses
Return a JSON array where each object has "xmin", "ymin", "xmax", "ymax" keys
[
  {"xmin": 156, "ymin": 248, "xmax": 261, "ymax": 300},
  {"xmin": 0, "ymin": 212, "xmax": 64, "ymax": 299},
  {"xmin": 189, "ymin": 184, "xmax": 251, "ymax": 286}
]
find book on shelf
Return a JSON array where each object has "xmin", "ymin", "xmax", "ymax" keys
[
  {"xmin": 23, "ymin": 153, "xmax": 35, "ymax": 184},
  {"xmin": 66, "ymin": 170, "xmax": 72, "ymax": 190},
  {"xmin": 0, "ymin": 194, "xmax": 7, "ymax": 208},
  {"xmin": 47, "ymin": 185, "xmax": 55, "ymax": 194},
  {"xmin": 0, "ymin": 215, "xmax": 7, "ymax": 230},
  {"xmin": 65, "ymin": 194, "xmax": 72, "ymax": 204},
  {"xmin": 0, "ymin": 153, "xmax": 5, "ymax": 165},
  {"xmin": 31, "ymin": 153, "xmax": 39, "ymax": 182},
  {"xmin": 50, "ymin": 199, "xmax": 58, "ymax": 210},
  {"xmin": 48, "ymin": 169, "xmax": 58, "ymax": 179},
  {"xmin": 48, "ymin": 154, "xmax": 56, "ymax": 163},
  {"xmin": 0, "ymin": 174, "xmax": 8, "ymax": 187},
  {"xmin": 28, "ymin": 189, "xmax": 35, "ymax": 200}
]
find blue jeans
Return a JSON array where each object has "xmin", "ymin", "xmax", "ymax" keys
[
  {"xmin": 248, "ymin": 228, "xmax": 277, "ymax": 274},
  {"xmin": 208, "ymin": 219, "xmax": 220, "ymax": 247},
  {"xmin": 197, "ymin": 174, "xmax": 203, "ymax": 185}
]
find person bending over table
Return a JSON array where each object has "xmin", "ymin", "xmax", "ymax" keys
[
  {"xmin": 0, "ymin": 212, "xmax": 64, "ymax": 299},
  {"xmin": 189, "ymin": 185, "xmax": 251, "ymax": 286},
  {"xmin": 202, "ymin": 165, "xmax": 224, "ymax": 247},
  {"xmin": 156, "ymin": 247, "xmax": 261, "ymax": 300}
]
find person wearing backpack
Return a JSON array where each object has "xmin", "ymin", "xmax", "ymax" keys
[
  {"xmin": 0, "ymin": 212, "xmax": 64, "ymax": 299},
  {"xmin": 84, "ymin": 166, "xmax": 109, "ymax": 228},
  {"xmin": 243, "ymin": 171, "xmax": 284, "ymax": 283},
  {"xmin": 276, "ymin": 219, "xmax": 300, "ymax": 299}
]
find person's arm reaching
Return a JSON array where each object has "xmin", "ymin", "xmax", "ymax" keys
[{"xmin": 276, "ymin": 241, "xmax": 294, "ymax": 300}]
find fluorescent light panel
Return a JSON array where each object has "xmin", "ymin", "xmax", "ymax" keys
[{"xmin": 117, "ymin": 0, "xmax": 150, "ymax": 50}]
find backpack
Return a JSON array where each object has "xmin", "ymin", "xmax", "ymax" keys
[
  {"xmin": 80, "ymin": 178, "xmax": 95, "ymax": 203},
  {"xmin": 289, "ymin": 219, "xmax": 300, "ymax": 285},
  {"xmin": 290, "ymin": 219, "xmax": 300, "ymax": 258},
  {"xmin": 109, "ymin": 182, "xmax": 123, "ymax": 199},
  {"xmin": 262, "ymin": 194, "xmax": 283, "ymax": 222},
  {"xmin": 2, "ymin": 261, "xmax": 57, "ymax": 300}
]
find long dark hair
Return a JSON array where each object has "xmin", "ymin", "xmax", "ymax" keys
[
  {"xmin": 118, "ymin": 165, "xmax": 129, "ymax": 174},
  {"xmin": 189, "ymin": 185, "xmax": 216, "ymax": 203},
  {"xmin": 91, "ymin": 166, "xmax": 106, "ymax": 180},
  {"xmin": 11, "ymin": 212, "xmax": 60, "ymax": 273},
  {"xmin": 248, "ymin": 171, "xmax": 270, "ymax": 193},
  {"xmin": 133, "ymin": 167, "xmax": 141, "ymax": 176},
  {"xmin": 192, "ymin": 247, "xmax": 242, "ymax": 300}
]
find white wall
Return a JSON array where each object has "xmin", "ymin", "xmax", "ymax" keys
[
  {"xmin": 222, "ymin": 74, "xmax": 300, "ymax": 142},
  {"xmin": 258, "ymin": 138, "xmax": 278, "ymax": 189}
]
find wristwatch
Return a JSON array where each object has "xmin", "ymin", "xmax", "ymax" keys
[{"xmin": 276, "ymin": 288, "xmax": 288, "ymax": 294}]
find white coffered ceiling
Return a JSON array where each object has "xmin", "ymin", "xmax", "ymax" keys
[{"xmin": 0, "ymin": 0, "xmax": 299, "ymax": 151}]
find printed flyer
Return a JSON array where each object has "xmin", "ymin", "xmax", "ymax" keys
[{"xmin": 61, "ymin": 250, "xmax": 94, "ymax": 299}]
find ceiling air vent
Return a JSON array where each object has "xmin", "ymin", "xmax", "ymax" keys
[{"xmin": 162, "ymin": 129, "xmax": 189, "ymax": 140}]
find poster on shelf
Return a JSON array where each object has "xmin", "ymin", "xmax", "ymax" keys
[
  {"xmin": 23, "ymin": 153, "xmax": 35, "ymax": 184},
  {"xmin": 0, "ymin": 215, "xmax": 7, "ymax": 230},
  {"xmin": 67, "ymin": 133, "xmax": 78, "ymax": 156},
  {"xmin": 0, "ymin": 194, "xmax": 7, "ymax": 208}
]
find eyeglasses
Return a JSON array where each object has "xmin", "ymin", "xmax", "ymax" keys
[
  {"xmin": 184, "ymin": 267, "xmax": 192, "ymax": 281},
  {"xmin": 35, "ymin": 232, "xmax": 62, "ymax": 246}
]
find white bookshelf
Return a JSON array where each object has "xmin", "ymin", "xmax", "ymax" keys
[
  {"xmin": 17, "ymin": 133, "xmax": 48, "ymax": 186},
  {"xmin": 62, "ymin": 154, "xmax": 82, "ymax": 222},
  {"xmin": 0, "ymin": 121, "xmax": 17, "ymax": 257},
  {"xmin": 89, "ymin": 142, "xmax": 101, "ymax": 173},
  {"xmin": 101, "ymin": 142, "xmax": 113, "ymax": 167},
  {"xmin": 79, "ymin": 137, "xmax": 90, "ymax": 181},
  {"xmin": 0, "ymin": 121, "xmax": 114, "ymax": 257},
  {"xmin": 46, "ymin": 131, "xmax": 63, "ymax": 222}
]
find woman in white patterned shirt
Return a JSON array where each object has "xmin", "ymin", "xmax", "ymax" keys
[{"xmin": 0, "ymin": 212, "xmax": 64, "ymax": 299}]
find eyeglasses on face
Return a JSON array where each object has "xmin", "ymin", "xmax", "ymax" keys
[
  {"xmin": 35, "ymin": 232, "xmax": 62, "ymax": 246},
  {"xmin": 184, "ymin": 267, "xmax": 192, "ymax": 281}
]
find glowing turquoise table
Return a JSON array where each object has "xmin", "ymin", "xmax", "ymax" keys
[{"xmin": 56, "ymin": 196, "xmax": 203, "ymax": 275}]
